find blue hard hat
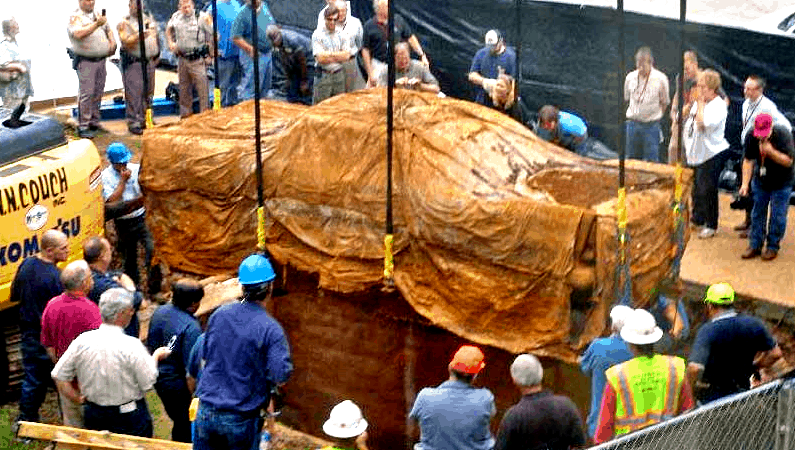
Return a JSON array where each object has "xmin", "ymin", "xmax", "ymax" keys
[
  {"xmin": 238, "ymin": 254, "xmax": 276, "ymax": 285},
  {"xmin": 107, "ymin": 142, "xmax": 132, "ymax": 164}
]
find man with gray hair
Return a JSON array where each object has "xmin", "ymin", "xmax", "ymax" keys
[
  {"xmin": 579, "ymin": 305, "xmax": 634, "ymax": 439},
  {"xmin": 41, "ymin": 260, "xmax": 101, "ymax": 427},
  {"xmin": 495, "ymin": 354, "xmax": 586, "ymax": 450},
  {"xmin": 52, "ymin": 288, "xmax": 171, "ymax": 437}
]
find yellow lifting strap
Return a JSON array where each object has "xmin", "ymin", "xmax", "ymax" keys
[
  {"xmin": 257, "ymin": 206, "xmax": 266, "ymax": 250},
  {"xmin": 145, "ymin": 108, "xmax": 154, "ymax": 129},
  {"xmin": 17, "ymin": 421, "xmax": 192, "ymax": 450},
  {"xmin": 383, "ymin": 234, "xmax": 395, "ymax": 283},
  {"xmin": 213, "ymin": 87, "xmax": 222, "ymax": 111},
  {"xmin": 617, "ymin": 187, "xmax": 628, "ymax": 235}
]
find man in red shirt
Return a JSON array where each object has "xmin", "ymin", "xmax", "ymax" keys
[{"xmin": 41, "ymin": 259, "xmax": 101, "ymax": 427}]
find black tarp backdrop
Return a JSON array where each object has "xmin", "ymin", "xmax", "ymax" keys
[{"xmin": 145, "ymin": 0, "xmax": 795, "ymax": 154}]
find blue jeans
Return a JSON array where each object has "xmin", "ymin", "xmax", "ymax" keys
[
  {"xmin": 193, "ymin": 402, "xmax": 262, "ymax": 450},
  {"xmin": 237, "ymin": 51, "xmax": 272, "ymax": 102},
  {"xmin": 18, "ymin": 335, "xmax": 54, "ymax": 422},
  {"xmin": 749, "ymin": 178, "xmax": 792, "ymax": 252},
  {"xmin": 626, "ymin": 120, "xmax": 662, "ymax": 163},
  {"xmin": 218, "ymin": 57, "xmax": 241, "ymax": 107}
]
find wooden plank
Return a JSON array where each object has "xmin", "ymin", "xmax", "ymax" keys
[{"xmin": 18, "ymin": 422, "xmax": 192, "ymax": 450}]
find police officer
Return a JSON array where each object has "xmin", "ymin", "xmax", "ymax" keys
[
  {"xmin": 117, "ymin": 0, "xmax": 160, "ymax": 135},
  {"xmin": 166, "ymin": 0, "xmax": 212, "ymax": 118},
  {"xmin": 193, "ymin": 254, "xmax": 293, "ymax": 450},
  {"xmin": 68, "ymin": 0, "xmax": 117, "ymax": 138}
]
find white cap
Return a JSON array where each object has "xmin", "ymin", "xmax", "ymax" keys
[
  {"xmin": 322, "ymin": 400, "xmax": 368, "ymax": 439},
  {"xmin": 485, "ymin": 29, "xmax": 501, "ymax": 45},
  {"xmin": 609, "ymin": 305, "xmax": 633, "ymax": 331},
  {"xmin": 620, "ymin": 309, "xmax": 663, "ymax": 345}
]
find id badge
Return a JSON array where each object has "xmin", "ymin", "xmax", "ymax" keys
[
  {"xmin": 120, "ymin": 400, "xmax": 137, "ymax": 414},
  {"xmin": 760, "ymin": 166, "xmax": 767, "ymax": 177}
]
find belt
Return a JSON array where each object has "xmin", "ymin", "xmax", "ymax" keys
[
  {"xmin": 200, "ymin": 401, "xmax": 262, "ymax": 419},
  {"xmin": 85, "ymin": 398, "xmax": 145, "ymax": 414},
  {"xmin": 179, "ymin": 49, "xmax": 205, "ymax": 61},
  {"xmin": 77, "ymin": 55, "xmax": 106, "ymax": 62},
  {"xmin": 319, "ymin": 67, "xmax": 342, "ymax": 75}
]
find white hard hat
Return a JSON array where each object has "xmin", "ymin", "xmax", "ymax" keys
[
  {"xmin": 620, "ymin": 309, "xmax": 663, "ymax": 345},
  {"xmin": 322, "ymin": 400, "xmax": 368, "ymax": 439}
]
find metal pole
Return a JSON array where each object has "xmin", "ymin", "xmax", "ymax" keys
[
  {"xmin": 383, "ymin": 0, "xmax": 396, "ymax": 287},
  {"xmin": 135, "ymin": 0, "xmax": 151, "ymax": 128},
  {"xmin": 617, "ymin": 0, "xmax": 625, "ymax": 188},
  {"xmin": 676, "ymin": 0, "xmax": 686, "ymax": 164},
  {"xmin": 212, "ymin": 0, "xmax": 220, "ymax": 109},
  {"xmin": 252, "ymin": 0, "xmax": 265, "ymax": 250},
  {"xmin": 514, "ymin": 0, "xmax": 521, "ymax": 85}
]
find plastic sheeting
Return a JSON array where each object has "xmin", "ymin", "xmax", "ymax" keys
[{"xmin": 140, "ymin": 90, "xmax": 692, "ymax": 362}]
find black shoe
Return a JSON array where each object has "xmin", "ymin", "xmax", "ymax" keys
[
  {"xmin": 89, "ymin": 123, "xmax": 108, "ymax": 133},
  {"xmin": 128, "ymin": 126, "xmax": 143, "ymax": 135},
  {"xmin": 77, "ymin": 128, "xmax": 96, "ymax": 139}
]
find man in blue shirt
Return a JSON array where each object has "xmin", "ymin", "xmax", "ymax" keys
[
  {"xmin": 687, "ymin": 283, "xmax": 782, "ymax": 404},
  {"xmin": 147, "ymin": 279, "xmax": 204, "ymax": 443},
  {"xmin": 194, "ymin": 253, "xmax": 292, "ymax": 450},
  {"xmin": 11, "ymin": 229, "xmax": 68, "ymax": 423},
  {"xmin": 83, "ymin": 236, "xmax": 145, "ymax": 338},
  {"xmin": 409, "ymin": 345, "xmax": 495, "ymax": 450},
  {"xmin": 232, "ymin": 0, "xmax": 274, "ymax": 101},
  {"xmin": 579, "ymin": 305, "xmax": 633, "ymax": 440},
  {"xmin": 468, "ymin": 30, "xmax": 516, "ymax": 108},
  {"xmin": 213, "ymin": 0, "xmax": 243, "ymax": 106},
  {"xmin": 537, "ymin": 105, "xmax": 618, "ymax": 160}
]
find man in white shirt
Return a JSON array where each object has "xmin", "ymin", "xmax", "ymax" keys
[
  {"xmin": 312, "ymin": 4, "xmax": 349, "ymax": 104},
  {"xmin": 52, "ymin": 288, "xmax": 171, "ymax": 437},
  {"xmin": 734, "ymin": 75, "xmax": 792, "ymax": 235},
  {"xmin": 101, "ymin": 142, "xmax": 154, "ymax": 294},
  {"xmin": 624, "ymin": 46, "xmax": 669, "ymax": 163},
  {"xmin": 332, "ymin": 1, "xmax": 364, "ymax": 92},
  {"xmin": 684, "ymin": 69, "xmax": 730, "ymax": 239}
]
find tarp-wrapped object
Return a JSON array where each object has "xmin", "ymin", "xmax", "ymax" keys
[{"xmin": 140, "ymin": 89, "xmax": 692, "ymax": 362}]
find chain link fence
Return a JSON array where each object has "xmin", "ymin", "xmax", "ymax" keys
[{"xmin": 590, "ymin": 377, "xmax": 795, "ymax": 450}]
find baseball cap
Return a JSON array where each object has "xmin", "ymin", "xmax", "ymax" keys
[
  {"xmin": 704, "ymin": 282, "xmax": 735, "ymax": 305},
  {"xmin": 753, "ymin": 113, "xmax": 773, "ymax": 138},
  {"xmin": 485, "ymin": 29, "xmax": 501, "ymax": 46},
  {"xmin": 620, "ymin": 309, "xmax": 663, "ymax": 345},
  {"xmin": 107, "ymin": 142, "xmax": 132, "ymax": 164},
  {"xmin": 449, "ymin": 345, "xmax": 485, "ymax": 374}
]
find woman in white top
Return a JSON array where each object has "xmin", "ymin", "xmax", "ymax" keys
[
  {"xmin": 0, "ymin": 17, "xmax": 33, "ymax": 110},
  {"xmin": 684, "ymin": 69, "xmax": 730, "ymax": 239}
]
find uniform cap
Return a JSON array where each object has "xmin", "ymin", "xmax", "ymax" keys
[
  {"xmin": 485, "ymin": 29, "xmax": 501, "ymax": 45},
  {"xmin": 704, "ymin": 282, "xmax": 735, "ymax": 305},
  {"xmin": 449, "ymin": 345, "xmax": 485, "ymax": 374}
]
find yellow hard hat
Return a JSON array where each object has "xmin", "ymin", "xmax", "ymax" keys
[{"xmin": 704, "ymin": 282, "xmax": 734, "ymax": 305}]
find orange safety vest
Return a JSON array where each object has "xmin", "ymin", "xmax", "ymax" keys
[{"xmin": 605, "ymin": 354, "xmax": 686, "ymax": 437}]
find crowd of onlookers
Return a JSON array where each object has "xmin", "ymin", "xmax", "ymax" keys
[{"xmin": 10, "ymin": 221, "xmax": 787, "ymax": 450}]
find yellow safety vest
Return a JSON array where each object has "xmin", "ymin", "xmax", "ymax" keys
[{"xmin": 605, "ymin": 354, "xmax": 686, "ymax": 437}]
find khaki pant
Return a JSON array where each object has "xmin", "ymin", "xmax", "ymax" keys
[
  {"xmin": 177, "ymin": 57, "xmax": 209, "ymax": 118},
  {"xmin": 77, "ymin": 58, "xmax": 107, "ymax": 129},
  {"xmin": 58, "ymin": 387, "xmax": 84, "ymax": 428},
  {"xmin": 313, "ymin": 69, "xmax": 346, "ymax": 104},
  {"xmin": 123, "ymin": 59, "xmax": 156, "ymax": 129}
]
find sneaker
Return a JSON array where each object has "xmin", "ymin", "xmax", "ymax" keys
[
  {"xmin": 128, "ymin": 126, "xmax": 143, "ymax": 135},
  {"xmin": 741, "ymin": 247, "xmax": 762, "ymax": 259},
  {"xmin": 698, "ymin": 228, "xmax": 716, "ymax": 239}
]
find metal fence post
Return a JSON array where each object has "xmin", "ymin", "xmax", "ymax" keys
[{"xmin": 775, "ymin": 379, "xmax": 795, "ymax": 450}]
